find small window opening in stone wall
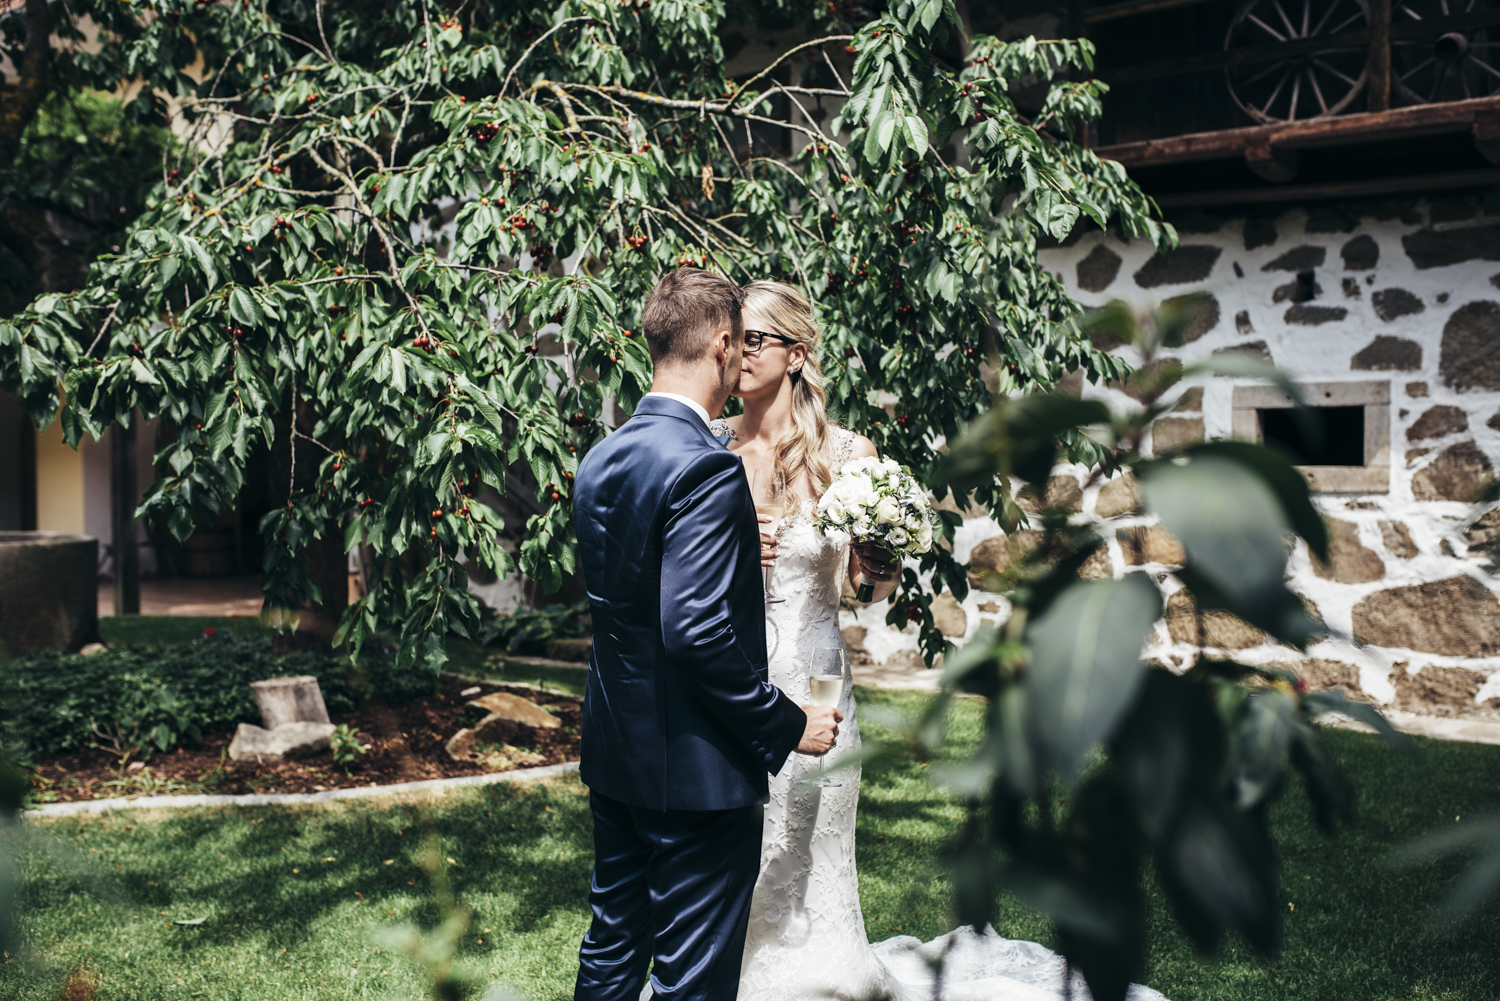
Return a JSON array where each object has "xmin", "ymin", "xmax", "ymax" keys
[
  {"xmin": 1259, "ymin": 406, "xmax": 1365, "ymax": 466},
  {"xmin": 1233, "ymin": 381, "xmax": 1390, "ymax": 493}
]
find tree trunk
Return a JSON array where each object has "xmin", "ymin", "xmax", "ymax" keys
[
  {"xmin": 0, "ymin": 0, "xmax": 53, "ymax": 168},
  {"xmin": 268, "ymin": 396, "xmax": 347, "ymax": 655}
]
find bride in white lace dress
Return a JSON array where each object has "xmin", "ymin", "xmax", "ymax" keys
[{"xmin": 715, "ymin": 281, "xmax": 1166, "ymax": 1001}]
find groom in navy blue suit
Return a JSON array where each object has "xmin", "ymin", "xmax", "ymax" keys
[{"xmin": 572, "ymin": 268, "xmax": 842, "ymax": 1000}]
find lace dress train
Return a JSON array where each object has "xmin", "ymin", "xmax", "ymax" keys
[{"xmin": 728, "ymin": 424, "xmax": 1167, "ymax": 1001}]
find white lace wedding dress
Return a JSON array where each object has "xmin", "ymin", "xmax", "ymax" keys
[{"xmin": 722, "ymin": 422, "xmax": 1167, "ymax": 1001}]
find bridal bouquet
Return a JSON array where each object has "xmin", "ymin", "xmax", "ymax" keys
[{"xmin": 815, "ymin": 456, "xmax": 935, "ymax": 601}]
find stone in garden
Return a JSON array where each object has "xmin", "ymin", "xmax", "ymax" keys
[
  {"xmin": 1341, "ymin": 235, "xmax": 1379, "ymax": 270},
  {"xmin": 1391, "ymin": 664, "xmax": 1489, "ymax": 715},
  {"xmin": 465, "ymin": 691, "xmax": 560, "ymax": 729},
  {"xmin": 460, "ymin": 686, "xmax": 481, "ymax": 697},
  {"xmin": 1015, "ymin": 476, "xmax": 1082, "ymax": 513},
  {"xmin": 1261, "ymin": 245, "xmax": 1325, "ymax": 272},
  {"xmin": 1164, "ymin": 293, "xmax": 1220, "ymax": 343},
  {"xmin": 251, "ymin": 676, "xmax": 331, "ymax": 730},
  {"xmin": 929, "ymin": 593, "xmax": 968, "ymax": 637},
  {"xmin": 1411, "ymin": 441, "xmax": 1494, "ymax": 502},
  {"xmin": 445, "ymin": 725, "xmax": 545, "ymax": 766},
  {"xmin": 79, "ymin": 643, "xmax": 108, "ymax": 656},
  {"xmin": 1371, "ymin": 289, "xmax": 1423, "ymax": 322},
  {"xmin": 1465, "ymin": 509, "xmax": 1500, "ymax": 566},
  {"xmin": 1351, "ymin": 335, "xmax": 1421, "ymax": 371},
  {"xmin": 1133, "ymin": 245, "xmax": 1221, "ymax": 287},
  {"xmin": 228, "ymin": 721, "xmax": 336, "ymax": 762},
  {"xmin": 1075, "ymin": 244, "xmax": 1122, "ymax": 292},
  {"xmin": 1311, "ymin": 519, "xmax": 1384, "ymax": 584},
  {"xmin": 1118, "ymin": 526, "xmax": 1186, "ymax": 566},
  {"xmin": 1164, "ymin": 591, "xmax": 1263, "ymax": 649},
  {"xmin": 1379, "ymin": 520, "xmax": 1419, "ymax": 559},
  {"xmin": 1440, "ymin": 301, "xmax": 1500, "ymax": 391},
  {"xmin": 1406, "ymin": 405, "xmax": 1468, "ymax": 441},
  {"xmin": 1094, "ymin": 473, "xmax": 1140, "ymax": 518},
  {"xmin": 1352, "ymin": 576, "xmax": 1500, "ymax": 656},
  {"xmin": 1152, "ymin": 416, "xmax": 1204, "ymax": 454},
  {"xmin": 1401, "ymin": 225, "xmax": 1500, "ymax": 269}
]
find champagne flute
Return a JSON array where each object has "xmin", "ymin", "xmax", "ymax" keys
[
  {"xmin": 806, "ymin": 645, "xmax": 848, "ymax": 788},
  {"xmin": 748, "ymin": 468, "xmax": 785, "ymax": 605}
]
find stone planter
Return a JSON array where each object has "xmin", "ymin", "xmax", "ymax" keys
[{"xmin": 0, "ymin": 531, "xmax": 99, "ymax": 656}]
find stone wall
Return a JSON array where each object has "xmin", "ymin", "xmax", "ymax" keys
[{"xmin": 844, "ymin": 197, "xmax": 1500, "ymax": 719}]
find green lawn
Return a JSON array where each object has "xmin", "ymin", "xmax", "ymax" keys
[{"xmin": 4, "ymin": 687, "xmax": 1499, "ymax": 1000}]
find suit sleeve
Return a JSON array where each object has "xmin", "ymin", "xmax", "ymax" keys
[{"xmin": 659, "ymin": 449, "xmax": 808, "ymax": 775}]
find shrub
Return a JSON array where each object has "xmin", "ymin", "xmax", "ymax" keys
[{"xmin": 1, "ymin": 631, "xmax": 436, "ymax": 756}]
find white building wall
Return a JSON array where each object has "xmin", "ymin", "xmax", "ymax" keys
[{"xmin": 847, "ymin": 199, "xmax": 1500, "ymax": 718}]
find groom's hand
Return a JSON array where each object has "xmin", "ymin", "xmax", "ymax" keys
[{"xmin": 796, "ymin": 705, "xmax": 843, "ymax": 755}]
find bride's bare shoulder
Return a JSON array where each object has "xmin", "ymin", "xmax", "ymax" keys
[{"xmin": 828, "ymin": 425, "xmax": 876, "ymax": 466}]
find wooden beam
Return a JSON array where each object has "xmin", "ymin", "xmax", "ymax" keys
[
  {"xmin": 1244, "ymin": 144, "xmax": 1300, "ymax": 183},
  {"xmin": 1368, "ymin": 0, "xmax": 1392, "ymax": 113},
  {"xmin": 1082, "ymin": 0, "xmax": 1214, "ymax": 25},
  {"xmin": 109, "ymin": 417, "xmax": 139, "ymax": 616},
  {"xmin": 1152, "ymin": 167, "xmax": 1500, "ymax": 208},
  {"xmin": 1475, "ymin": 110, "xmax": 1500, "ymax": 163},
  {"xmin": 1096, "ymin": 95, "xmax": 1500, "ymax": 167}
]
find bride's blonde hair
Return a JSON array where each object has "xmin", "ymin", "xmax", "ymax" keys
[{"xmin": 742, "ymin": 280, "xmax": 834, "ymax": 511}]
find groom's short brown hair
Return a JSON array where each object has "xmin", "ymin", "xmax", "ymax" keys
[{"xmin": 641, "ymin": 267, "xmax": 745, "ymax": 365}]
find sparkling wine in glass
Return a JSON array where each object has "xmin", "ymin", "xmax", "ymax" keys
[
  {"xmin": 806, "ymin": 645, "xmax": 848, "ymax": 788},
  {"xmin": 748, "ymin": 468, "xmax": 785, "ymax": 604}
]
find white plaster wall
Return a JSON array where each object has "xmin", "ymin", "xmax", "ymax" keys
[{"xmin": 848, "ymin": 200, "xmax": 1500, "ymax": 717}]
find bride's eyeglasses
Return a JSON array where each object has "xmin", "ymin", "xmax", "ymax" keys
[{"xmin": 743, "ymin": 329, "xmax": 798, "ymax": 355}]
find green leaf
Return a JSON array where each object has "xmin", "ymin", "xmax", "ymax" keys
[
  {"xmin": 1024, "ymin": 574, "xmax": 1161, "ymax": 778},
  {"xmin": 229, "ymin": 288, "xmax": 264, "ymax": 328},
  {"xmin": 1183, "ymin": 441, "xmax": 1328, "ymax": 563},
  {"xmin": 1232, "ymin": 688, "xmax": 1297, "ymax": 809},
  {"xmin": 1140, "ymin": 454, "xmax": 1316, "ymax": 645}
]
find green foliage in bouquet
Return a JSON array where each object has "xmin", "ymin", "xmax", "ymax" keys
[
  {"xmin": 909, "ymin": 301, "xmax": 1420, "ymax": 1001},
  {"xmin": 0, "ymin": 0, "xmax": 1171, "ymax": 676}
]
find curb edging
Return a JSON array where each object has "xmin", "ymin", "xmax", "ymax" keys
[{"xmin": 24, "ymin": 760, "xmax": 580, "ymax": 818}]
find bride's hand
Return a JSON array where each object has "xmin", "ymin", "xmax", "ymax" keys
[
  {"xmin": 758, "ymin": 514, "xmax": 778, "ymax": 568},
  {"xmin": 851, "ymin": 542, "xmax": 896, "ymax": 585}
]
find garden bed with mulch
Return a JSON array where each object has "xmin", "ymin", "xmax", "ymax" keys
[{"xmin": 25, "ymin": 676, "xmax": 581, "ymax": 804}]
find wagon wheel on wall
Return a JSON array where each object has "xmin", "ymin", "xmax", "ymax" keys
[
  {"xmin": 1392, "ymin": 0, "xmax": 1500, "ymax": 105},
  {"xmin": 1225, "ymin": 0, "xmax": 1371, "ymax": 123}
]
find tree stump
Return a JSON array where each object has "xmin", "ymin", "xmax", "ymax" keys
[{"xmin": 251, "ymin": 676, "xmax": 331, "ymax": 730}]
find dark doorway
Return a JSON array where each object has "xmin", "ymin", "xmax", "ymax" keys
[{"xmin": 1259, "ymin": 406, "xmax": 1365, "ymax": 466}]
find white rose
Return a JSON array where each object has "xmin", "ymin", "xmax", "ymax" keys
[
  {"xmin": 824, "ymin": 498, "xmax": 848, "ymax": 524},
  {"xmin": 888, "ymin": 527, "xmax": 909, "ymax": 548},
  {"xmin": 916, "ymin": 520, "xmax": 933, "ymax": 552},
  {"xmin": 875, "ymin": 497, "xmax": 900, "ymax": 525},
  {"xmin": 855, "ymin": 515, "xmax": 873, "ymax": 537}
]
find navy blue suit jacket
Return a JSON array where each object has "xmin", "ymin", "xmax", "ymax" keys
[{"xmin": 573, "ymin": 395, "xmax": 807, "ymax": 811}]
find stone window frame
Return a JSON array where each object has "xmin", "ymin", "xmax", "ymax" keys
[{"xmin": 1231, "ymin": 381, "xmax": 1390, "ymax": 493}]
